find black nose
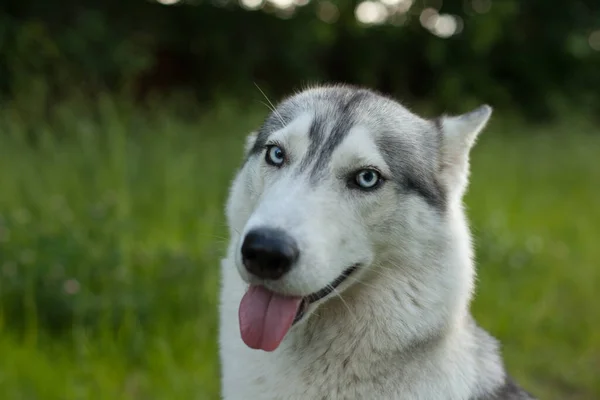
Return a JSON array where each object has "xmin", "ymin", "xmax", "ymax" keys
[{"xmin": 241, "ymin": 228, "xmax": 299, "ymax": 280}]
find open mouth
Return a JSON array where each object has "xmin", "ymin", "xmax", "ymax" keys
[
  {"xmin": 292, "ymin": 265, "xmax": 359, "ymax": 324},
  {"xmin": 238, "ymin": 265, "xmax": 359, "ymax": 352}
]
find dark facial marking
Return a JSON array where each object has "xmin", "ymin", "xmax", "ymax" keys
[
  {"xmin": 308, "ymin": 91, "xmax": 370, "ymax": 181},
  {"xmin": 376, "ymin": 136, "xmax": 447, "ymax": 210},
  {"xmin": 298, "ymin": 113, "xmax": 328, "ymax": 172}
]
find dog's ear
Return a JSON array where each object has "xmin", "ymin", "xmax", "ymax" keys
[
  {"xmin": 244, "ymin": 131, "xmax": 259, "ymax": 155},
  {"xmin": 437, "ymin": 105, "xmax": 492, "ymax": 199}
]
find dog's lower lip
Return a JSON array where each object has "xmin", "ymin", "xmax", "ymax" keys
[{"xmin": 292, "ymin": 265, "xmax": 359, "ymax": 325}]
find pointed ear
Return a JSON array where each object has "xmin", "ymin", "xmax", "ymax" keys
[
  {"xmin": 244, "ymin": 131, "xmax": 258, "ymax": 155},
  {"xmin": 438, "ymin": 105, "xmax": 492, "ymax": 198}
]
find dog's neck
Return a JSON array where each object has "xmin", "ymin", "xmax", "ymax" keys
[
  {"xmin": 279, "ymin": 255, "xmax": 505, "ymax": 399},
  {"xmin": 290, "ymin": 258, "xmax": 471, "ymax": 357}
]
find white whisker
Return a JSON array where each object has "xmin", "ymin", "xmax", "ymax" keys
[{"xmin": 254, "ymin": 82, "xmax": 285, "ymax": 127}]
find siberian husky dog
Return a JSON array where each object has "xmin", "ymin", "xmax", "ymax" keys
[{"xmin": 218, "ymin": 84, "xmax": 535, "ymax": 399}]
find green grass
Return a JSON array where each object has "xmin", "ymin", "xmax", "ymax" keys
[{"xmin": 0, "ymin": 95, "xmax": 598, "ymax": 399}]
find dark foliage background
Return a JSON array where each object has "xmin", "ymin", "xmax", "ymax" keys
[{"xmin": 2, "ymin": 0, "xmax": 600, "ymax": 118}]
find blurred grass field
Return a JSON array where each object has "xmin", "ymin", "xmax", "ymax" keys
[{"xmin": 0, "ymin": 95, "xmax": 598, "ymax": 400}]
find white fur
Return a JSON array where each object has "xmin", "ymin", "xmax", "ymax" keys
[{"xmin": 219, "ymin": 86, "xmax": 514, "ymax": 400}]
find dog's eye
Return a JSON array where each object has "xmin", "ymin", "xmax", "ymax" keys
[
  {"xmin": 355, "ymin": 169, "xmax": 381, "ymax": 190},
  {"xmin": 265, "ymin": 145, "xmax": 285, "ymax": 167}
]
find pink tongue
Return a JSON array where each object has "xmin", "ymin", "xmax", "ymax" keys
[{"xmin": 239, "ymin": 285, "xmax": 303, "ymax": 352}]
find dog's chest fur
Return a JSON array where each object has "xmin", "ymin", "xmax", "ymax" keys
[
  {"xmin": 221, "ymin": 310, "xmax": 461, "ymax": 399},
  {"xmin": 219, "ymin": 259, "xmax": 532, "ymax": 400}
]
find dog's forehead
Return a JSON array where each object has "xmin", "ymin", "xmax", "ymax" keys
[
  {"xmin": 253, "ymin": 86, "xmax": 433, "ymax": 157},
  {"xmin": 249, "ymin": 86, "xmax": 445, "ymax": 209}
]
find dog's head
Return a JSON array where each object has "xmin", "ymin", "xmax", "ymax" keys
[{"xmin": 225, "ymin": 85, "xmax": 491, "ymax": 351}]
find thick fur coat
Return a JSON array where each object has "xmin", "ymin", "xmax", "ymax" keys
[{"xmin": 218, "ymin": 85, "xmax": 535, "ymax": 400}]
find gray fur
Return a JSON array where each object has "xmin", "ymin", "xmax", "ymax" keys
[
  {"xmin": 251, "ymin": 85, "xmax": 447, "ymax": 208},
  {"xmin": 376, "ymin": 133, "xmax": 447, "ymax": 209},
  {"xmin": 220, "ymin": 84, "xmax": 536, "ymax": 400},
  {"xmin": 473, "ymin": 377, "xmax": 536, "ymax": 400}
]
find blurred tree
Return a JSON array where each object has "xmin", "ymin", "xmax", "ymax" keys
[{"xmin": 0, "ymin": 0, "xmax": 599, "ymax": 119}]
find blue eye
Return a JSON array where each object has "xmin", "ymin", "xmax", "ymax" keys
[
  {"xmin": 355, "ymin": 169, "xmax": 381, "ymax": 190},
  {"xmin": 265, "ymin": 145, "xmax": 285, "ymax": 166}
]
